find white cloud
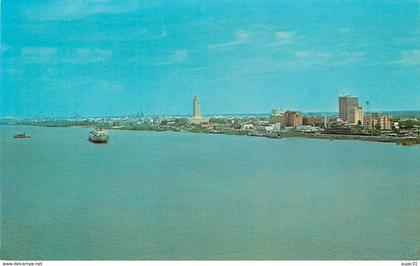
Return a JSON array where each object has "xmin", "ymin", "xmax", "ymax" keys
[
  {"xmin": 229, "ymin": 49, "xmax": 365, "ymax": 76},
  {"xmin": 267, "ymin": 31, "xmax": 295, "ymax": 47},
  {"xmin": 172, "ymin": 50, "xmax": 188, "ymax": 61},
  {"xmin": 392, "ymin": 50, "xmax": 420, "ymax": 65},
  {"xmin": 291, "ymin": 51, "xmax": 363, "ymax": 67},
  {"xmin": 153, "ymin": 49, "xmax": 188, "ymax": 66},
  {"xmin": 154, "ymin": 31, "xmax": 168, "ymax": 40},
  {"xmin": 25, "ymin": 0, "xmax": 158, "ymax": 21},
  {"xmin": 65, "ymin": 28, "xmax": 168, "ymax": 42},
  {"xmin": 0, "ymin": 68, "xmax": 24, "ymax": 76},
  {"xmin": 96, "ymin": 80, "xmax": 124, "ymax": 92},
  {"xmin": 295, "ymin": 51, "xmax": 332, "ymax": 61},
  {"xmin": 338, "ymin": 27, "xmax": 350, "ymax": 33},
  {"xmin": 1, "ymin": 44, "xmax": 11, "ymax": 53},
  {"xmin": 20, "ymin": 47, "xmax": 112, "ymax": 64},
  {"xmin": 66, "ymin": 48, "xmax": 112, "ymax": 64},
  {"xmin": 208, "ymin": 30, "xmax": 250, "ymax": 49},
  {"xmin": 340, "ymin": 52, "xmax": 364, "ymax": 64},
  {"xmin": 21, "ymin": 47, "xmax": 59, "ymax": 64}
]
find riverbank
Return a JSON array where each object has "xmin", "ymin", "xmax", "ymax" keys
[
  {"xmin": 2, "ymin": 123, "xmax": 419, "ymax": 146},
  {"xmin": 277, "ymin": 131, "xmax": 420, "ymax": 146}
]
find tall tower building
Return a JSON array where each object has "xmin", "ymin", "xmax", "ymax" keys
[
  {"xmin": 339, "ymin": 96, "xmax": 358, "ymax": 123},
  {"xmin": 193, "ymin": 94, "xmax": 201, "ymax": 119},
  {"xmin": 324, "ymin": 114, "xmax": 328, "ymax": 128}
]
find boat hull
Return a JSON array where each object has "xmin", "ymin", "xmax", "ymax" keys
[
  {"xmin": 89, "ymin": 133, "xmax": 109, "ymax": 143},
  {"xmin": 14, "ymin": 133, "xmax": 30, "ymax": 138},
  {"xmin": 89, "ymin": 134, "xmax": 109, "ymax": 143}
]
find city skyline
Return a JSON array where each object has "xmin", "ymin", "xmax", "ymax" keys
[
  {"xmin": 2, "ymin": 1, "xmax": 420, "ymax": 117},
  {"xmin": 1, "ymin": 92, "xmax": 418, "ymax": 119}
]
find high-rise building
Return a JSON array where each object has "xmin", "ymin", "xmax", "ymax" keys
[
  {"xmin": 354, "ymin": 106, "xmax": 364, "ymax": 125},
  {"xmin": 284, "ymin": 111, "xmax": 303, "ymax": 127},
  {"xmin": 189, "ymin": 94, "xmax": 209, "ymax": 124},
  {"xmin": 339, "ymin": 95, "xmax": 365, "ymax": 125},
  {"xmin": 324, "ymin": 115, "xmax": 328, "ymax": 129},
  {"xmin": 270, "ymin": 108, "xmax": 285, "ymax": 124},
  {"xmin": 339, "ymin": 96, "xmax": 358, "ymax": 123},
  {"xmin": 193, "ymin": 94, "xmax": 201, "ymax": 119}
]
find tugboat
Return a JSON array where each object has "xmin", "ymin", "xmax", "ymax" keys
[
  {"xmin": 89, "ymin": 127, "xmax": 109, "ymax": 144},
  {"xmin": 14, "ymin": 132, "xmax": 30, "ymax": 138}
]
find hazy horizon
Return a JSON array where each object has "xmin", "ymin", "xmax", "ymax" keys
[
  {"xmin": 2, "ymin": 1, "xmax": 420, "ymax": 117},
  {"xmin": 2, "ymin": 109, "xmax": 420, "ymax": 120}
]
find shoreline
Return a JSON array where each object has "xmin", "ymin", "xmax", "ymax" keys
[
  {"xmin": 278, "ymin": 132, "xmax": 419, "ymax": 145},
  {"xmin": 2, "ymin": 123, "xmax": 419, "ymax": 146}
]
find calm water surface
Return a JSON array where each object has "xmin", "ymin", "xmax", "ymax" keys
[{"xmin": 1, "ymin": 125, "xmax": 419, "ymax": 260}]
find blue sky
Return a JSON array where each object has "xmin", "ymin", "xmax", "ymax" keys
[{"xmin": 1, "ymin": 0, "xmax": 420, "ymax": 117}]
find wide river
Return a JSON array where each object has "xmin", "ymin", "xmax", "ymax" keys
[{"xmin": 1, "ymin": 125, "xmax": 419, "ymax": 260}]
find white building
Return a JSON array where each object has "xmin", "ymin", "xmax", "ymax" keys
[
  {"xmin": 189, "ymin": 94, "xmax": 209, "ymax": 124},
  {"xmin": 272, "ymin": 108, "xmax": 285, "ymax": 116},
  {"xmin": 193, "ymin": 94, "xmax": 201, "ymax": 119},
  {"xmin": 272, "ymin": 123, "xmax": 283, "ymax": 132},
  {"xmin": 242, "ymin": 124, "xmax": 254, "ymax": 130}
]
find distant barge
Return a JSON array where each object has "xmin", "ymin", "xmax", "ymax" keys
[{"xmin": 14, "ymin": 132, "xmax": 30, "ymax": 138}]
